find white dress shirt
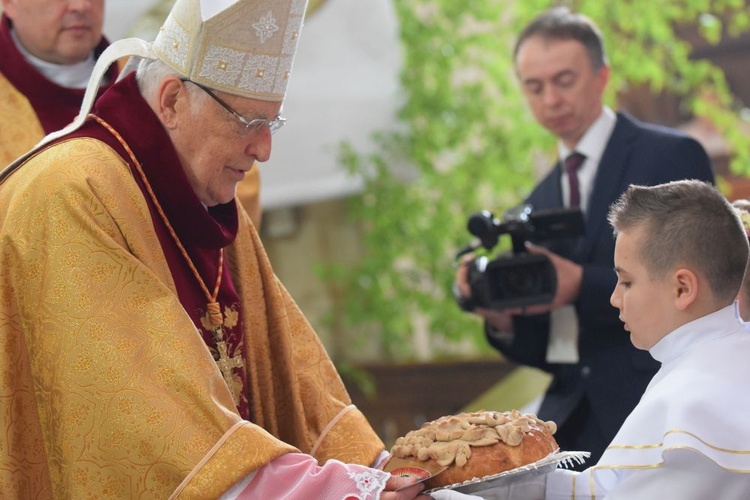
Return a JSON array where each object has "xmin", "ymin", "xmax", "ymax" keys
[
  {"xmin": 546, "ymin": 107, "xmax": 617, "ymax": 363},
  {"xmin": 558, "ymin": 106, "xmax": 617, "ymax": 214}
]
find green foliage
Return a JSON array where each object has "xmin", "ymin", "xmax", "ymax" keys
[{"xmin": 327, "ymin": 0, "xmax": 750, "ymax": 362}]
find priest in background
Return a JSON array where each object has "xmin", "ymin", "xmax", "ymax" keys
[
  {"xmin": 0, "ymin": 0, "xmax": 117, "ymax": 165},
  {"xmin": 0, "ymin": 0, "xmax": 263, "ymax": 226},
  {"xmin": 0, "ymin": 0, "xmax": 425, "ymax": 498}
]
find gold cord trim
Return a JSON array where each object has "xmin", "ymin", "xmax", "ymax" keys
[{"xmin": 91, "ymin": 113, "xmax": 242, "ymax": 406}]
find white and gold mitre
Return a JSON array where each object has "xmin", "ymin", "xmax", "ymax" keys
[
  {"xmin": 153, "ymin": 0, "xmax": 307, "ymax": 102},
  {"xmin": 7, "ymin": 0, "xmax": 310, "ymax": 161}
]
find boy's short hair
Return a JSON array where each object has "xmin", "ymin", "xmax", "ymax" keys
[
  {"xmin": 608, "ymin": 180, "xmax": 749, "ymax": 303},
  {"xmin": 513, "ymin": 6, "xmax": 608, "ymax": 71}
]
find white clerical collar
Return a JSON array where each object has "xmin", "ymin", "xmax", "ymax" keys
[
  {"xmin": 10, "ymin": 28, "xmax": 96, "ymax": 89},
  {"xmin": 649, "ymin": 303, "xmax": 743, "ymax": 364}
]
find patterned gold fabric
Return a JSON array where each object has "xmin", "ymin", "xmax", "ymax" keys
[
  {"xmin": 0, "ymin": 138, "xmax": 383, "ymax": 498},
  {"xmin": 0, "ymin": 73, "xmax": 44, "ymax": 167},
  {"xmin": 236, "ymin": 165, "xmax": 262, "ymax": 228}
]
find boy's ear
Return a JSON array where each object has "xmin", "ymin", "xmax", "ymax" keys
[{"xmin": 673, "ymin": 268, "xmax": 699, "ymax": 311}]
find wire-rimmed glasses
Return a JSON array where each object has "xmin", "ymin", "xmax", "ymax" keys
[{"xmin": 181, "ymin": 79, "xmax": 286, "ymax": 135}]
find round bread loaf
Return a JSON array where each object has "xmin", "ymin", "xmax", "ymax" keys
[{"xmin": 390, "ymin": 410, "xmax": 558, "ymax": 489}]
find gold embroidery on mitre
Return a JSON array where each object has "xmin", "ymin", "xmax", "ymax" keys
[
  {"xmin": 252, "ymin": 11, "xmax": 279, "ymax": 44},
  {"xmin": 151, "ymin": 0, "xmax": 307, "ymax": 101}
]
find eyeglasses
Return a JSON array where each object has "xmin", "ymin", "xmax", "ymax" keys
[{"xmin": 181, "ymin": 79, "xmax": 286, "ymax": 135}]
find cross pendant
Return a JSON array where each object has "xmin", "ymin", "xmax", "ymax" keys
[{"xmin": 213, "ymin": 326, "xmax": 243, "ymax": 406}]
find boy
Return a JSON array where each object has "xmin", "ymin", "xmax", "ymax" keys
[{"xmin": 543, "ymin": 179, "xmax": 750, "ymax": 498}]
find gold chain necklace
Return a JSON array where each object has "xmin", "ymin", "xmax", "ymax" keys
[{"xmin": 92, "ymin": 114, "xmax": 243, "ymax": 406}]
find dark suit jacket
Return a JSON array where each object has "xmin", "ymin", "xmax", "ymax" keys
[{"xmin": 487, "ymin": 112, "xmax": 714, "ymax": 455}]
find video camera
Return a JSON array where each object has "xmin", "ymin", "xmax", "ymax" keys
[{"xmin": 455, "ymin": 204, "xmax": 584, "ymax": 311}]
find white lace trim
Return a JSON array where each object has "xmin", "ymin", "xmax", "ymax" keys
[{"xmin": 343, "ymin": 470, "xmax": 389, "ymax": 500}]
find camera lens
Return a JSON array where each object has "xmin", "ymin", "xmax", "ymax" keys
[
  {"xmin": 503, "ymin": 265, "xmax": 541, "ymax": 295},
  {"xmin": 479, "ymin": 254, "xmax": 556, "ymax": 309}
]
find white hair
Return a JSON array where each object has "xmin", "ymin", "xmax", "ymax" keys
[{"xmin": 134, "ymin": 57, "xmax": 208, "ymax": 110}]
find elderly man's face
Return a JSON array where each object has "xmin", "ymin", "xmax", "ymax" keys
[
  {"xmin": 169, "ymin": 80, "xmax": 280, "ymax": 207},
  {"xmin": 3, "ymin": 0, "xmax": 104, "ymax": 65}
]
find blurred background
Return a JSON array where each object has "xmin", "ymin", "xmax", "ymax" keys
[{"xmin": 104, "ymin": 0, "xmax": 750, "ymax": 446}]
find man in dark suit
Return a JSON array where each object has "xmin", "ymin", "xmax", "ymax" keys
[{"xmin": 454, "ymin": 6, "xmax": 714, "ymax": 468}]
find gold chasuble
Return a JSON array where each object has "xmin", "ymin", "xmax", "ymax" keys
[
  {"xmin": 0, "ymin": 72, "xmax": 43, "ymax": 167},
  {"xmin": 0, "ymin": 75, "xmax": 383, "ymax": 498}
]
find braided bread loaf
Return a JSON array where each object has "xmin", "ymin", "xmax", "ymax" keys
[{"xmin": 390, "ymin": 410, "xmax": 558, "ymax": 489}]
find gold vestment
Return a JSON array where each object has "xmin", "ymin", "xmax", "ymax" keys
[{"xmin": 0, "ymin": 138, "xmax": 382, "ymax": 498}]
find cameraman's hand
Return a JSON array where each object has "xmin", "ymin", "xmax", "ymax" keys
[
  {"xmin": 454, "ymin": 255, "xmax": 473, "ymax": 298},
  {"xmin": 455, "ymin": 244, "xmax": 581, "ymax": 322},
  {"xmin": 522, "ymin": 242, "xmax": 582, "ymax": 314},
  {"xmin": 475, "ymin": 306, "xmax": 516, "ymax": 332},
  {"xmin": 456, "ymin": 257, "xmax": 516, "ymax": 331}
]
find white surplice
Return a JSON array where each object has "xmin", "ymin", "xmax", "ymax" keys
[{"xmin": 545, "ymin": 303, "xmax": 750, "ymax": 499}]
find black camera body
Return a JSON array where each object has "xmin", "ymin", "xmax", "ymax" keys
[{"xmin": 457, "ymin": 205, "xmax": 584, "ymax": 311}]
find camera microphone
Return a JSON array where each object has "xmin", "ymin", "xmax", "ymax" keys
[{"xmin": 467, "ymin": 210, "xmax": 500, "ymax": 250}]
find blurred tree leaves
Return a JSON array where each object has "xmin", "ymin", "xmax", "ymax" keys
[{"xmin": 326, "ymin": 0, "xmax": 750, "ymax": 362}]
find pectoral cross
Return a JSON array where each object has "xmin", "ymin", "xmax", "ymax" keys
[
  {"xmin": 207, "ymin": 300, "xmax": 243, "ymax": 407},
  {"xmin": 213, "ymin": 325, "xmax": 244, "ymax": 407}
]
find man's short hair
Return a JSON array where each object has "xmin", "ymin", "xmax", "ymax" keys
[
  {"xmin": 608, "ymin": 180, "xmax": 749, "ymax": 303},
  {"xmin": 513, "ymin": 6, "xmax": 608, "ymax": 71}
]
